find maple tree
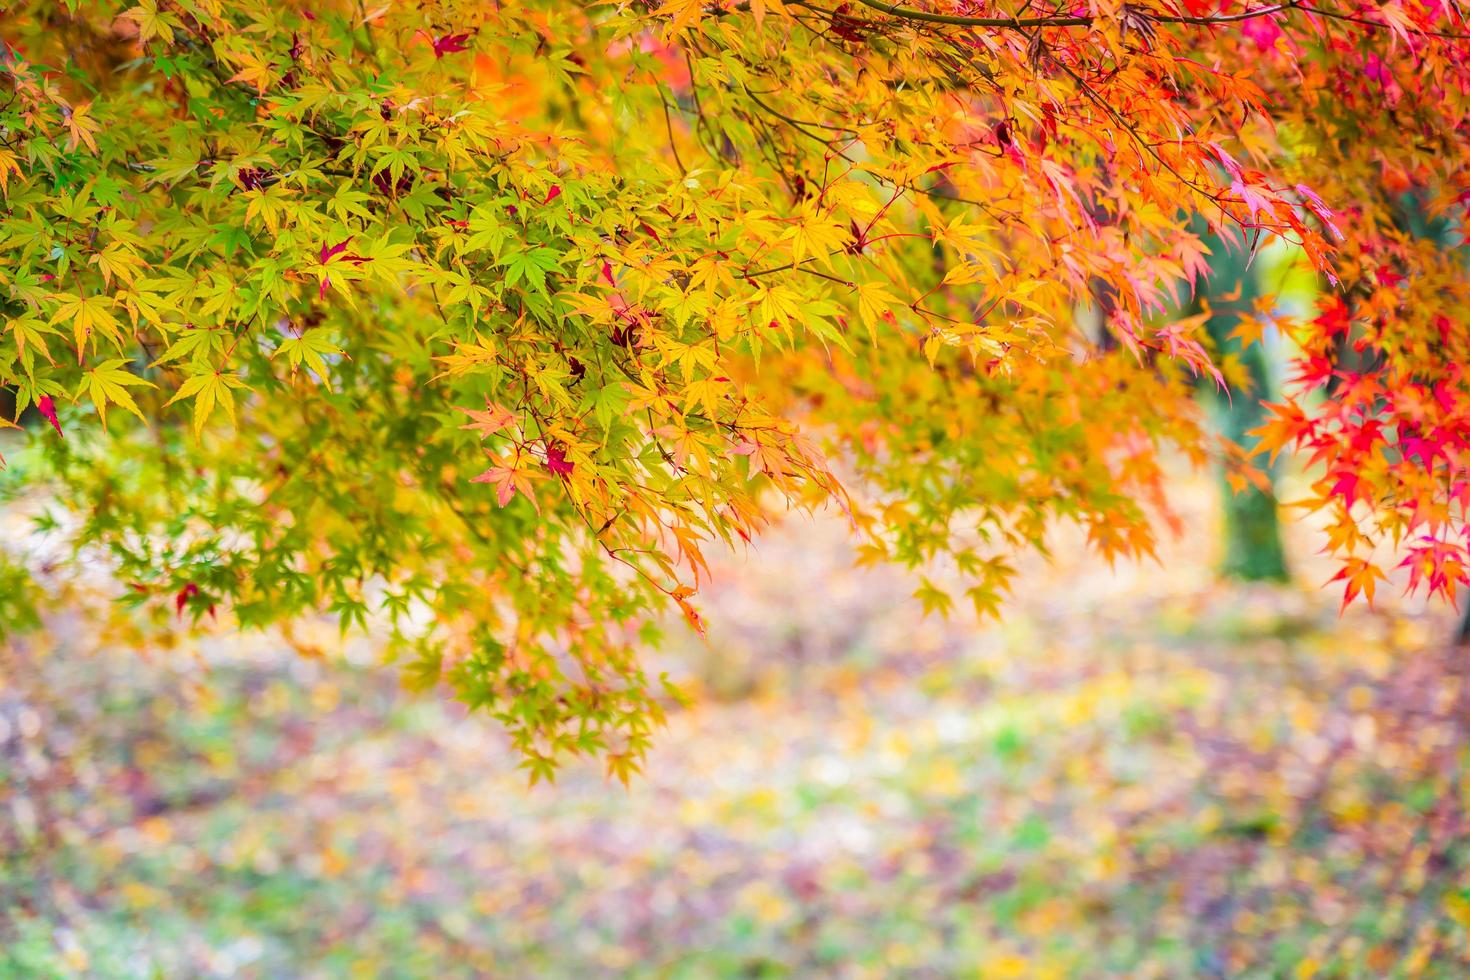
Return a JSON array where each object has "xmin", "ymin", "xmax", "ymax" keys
[{"xmin": 4, "ymin": 0, "xmax": 1470, "ymax": 775}]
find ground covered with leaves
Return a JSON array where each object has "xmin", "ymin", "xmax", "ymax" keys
[{"xmin": 4, "ymin": 484, "xmax": 1470, "ymax": 978}]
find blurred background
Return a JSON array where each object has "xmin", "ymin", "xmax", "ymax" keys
[
  {"xmin": 4, "ymin": 463, "xmax": 1470, "ymax": 977},
  {"xmin": 6, "ymin": 239, "xmax": 1470, "ymax": 978}
]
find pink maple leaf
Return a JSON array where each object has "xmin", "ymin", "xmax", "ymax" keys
[
  {"xmin": 545, "ymin": 444, "xmax": 574, "ymax": 476},
  {"xmin": 37, "ymin": 395, "xmax": 62, "ymax": 437},
  {"xmin": 433, "ymin": 33, "xmax": 471, "ymax": 58}
]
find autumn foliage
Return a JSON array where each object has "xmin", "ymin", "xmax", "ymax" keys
[{"xmin": 3, "ymin": 0, "xmax": 1470, "ymax": 774}]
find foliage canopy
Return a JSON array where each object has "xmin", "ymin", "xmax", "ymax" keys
[{"xmin": 3, "ymin": 0, "xmax": 1469, "ymax": 774}]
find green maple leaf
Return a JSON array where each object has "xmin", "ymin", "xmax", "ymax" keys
[{"xmin": 77, "ymin": 359, "xmax": 154, "ymax": 430}]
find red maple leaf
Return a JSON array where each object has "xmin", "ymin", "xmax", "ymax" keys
[
  {"xmin": 319, "ymin": 238, "xmax": 352, "ymax": 265},
  {"xmin": 1329, "ymin": 469, "xmax": 1361, "ymax": 508},
  {"xmin": 1313, "ymin": 296, "xmax": 1352, "ymax": 338},
  {"xmin": 830, "ymin": 3, "xmax": 867, "ymax": 41},
  {"xmin": 545, "ymin": 444, "xmax": 575, "ymax": 476},
  {"xmin": 37, "ymin": 395, "xmax": 62, "ymax": 437},
  {"xmin": 432, "ymin": 33, "xmax": 471, "ymax": 58},
  {"xmin": 317, "ymin": 238, "xmax": 370, "ymax": 299}
]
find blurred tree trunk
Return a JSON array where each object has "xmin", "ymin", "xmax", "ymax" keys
[
  {"xmin": 1197, "ymin": 231, "xmax": 1290, "ymax": 583},
  {"xmin": 1090, "ymin": 220, "xmax": 1288, "ymax": 581}
]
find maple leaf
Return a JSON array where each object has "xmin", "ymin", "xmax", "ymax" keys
[
  {"xmin": 856, "ymin": 281, "xmax": 898, "ymax": 345},
  {"xmin": 1313, "ymin": 297, "xmax": 1352, "ymax": 338},
  {"xmin": 76, "ymin": 359, "xmax": 155, "ymax": 430},
  {"xmin": 830, "ymin": 3, "xmax": 867, "ymax": 41},
  {"xmin": 36, "ymin": 395, "xmax": 62, "ymax": 437},
  {"xmin": 0, "ymin": 147, "xmax": 20, "ymax": 196},
  {"xmin": 653, "ymin": 0, "xmax": 707, "ymax": 35},
  {"xmin": 274, "ymin": 331, "xmax": 345, "ymax": 388},
  {"xmin": 1328, "ymin": 558, "xmax": 1387, "ymax": 611},
  {"xmin": 915, "ymin": 578, "xmax": 955, "ymax": 618},
  {"xmin": 63, "ymin": 103, "xmax": 100, "ymax": 154},
  {"xmin": 314, "ymin": 238, "xmax": 370, "ymax": 299},
  {"xmin": 1251, "ymin": 401, "xmax": 1313, "ymax": 463},
  {"xmin": 471, "ymin": 454, "xmax": 541, "ymax": 512},
  {"xmin": 1329, "ymin": 470, "xmax": 1361, "ymax": 509},
  {"xmin": 1228, "ymin": 315, "xmax": 1268, "ymax": 349},
  {"xmin": 51, "ymin": 293, "xmax": 123, "ymax": 359},
  {"xmin": 319, "ymin": 238, "xmax": 353, "ymax": 265},
  {"xmin": 457, "ymin": 401, "xmax": 517, "ymax": 438},
  {"xmin": 4, "ymin": 315, "xmax": 57, "ymax": 365},
  {"xmin": 675, "ymin": 594, "xmax": 705, "ymax": 637},
  {"xmin": 165, "ymin": 370, "xmax": 246, "ymax": 439},
  {"xmin": 225, "ymin": 54, "xmax": 275, "ymax": 93},
  {"xmin": 120, "ymin": 2, "xmax": 179, "ymax": 44},
  {"xmin": 431, "ymin": 32, "xmax": 472, "ymax": 58},
  {"xmin": 1289, "ymin": 355, "xmax": 1335, "ymax": 391},
  {"xmin": 545, "ymin": 443, "xmax": 575, "ymax": 476}
]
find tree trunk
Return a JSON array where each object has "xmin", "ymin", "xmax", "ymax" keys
[
  {"xmin": 1198, "ymin": 231, "xmax": 1290, "ymax": 583},
  {"xmin": 1213, "ymin": 344, "xmax": 1290, "ymax": 582}
]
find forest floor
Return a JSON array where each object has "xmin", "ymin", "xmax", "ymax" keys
[{"xmin": 4, "ymin": 477, "xmax": 1470, "ymax": 978}]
